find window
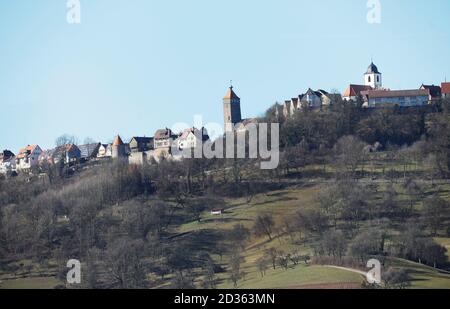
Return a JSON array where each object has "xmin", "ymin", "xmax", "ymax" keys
[
  {"xmin": 368, "ymin": 76, "xmax": 371, "ymax": 83},
  {"xmin": 377, "ymin": 76, "xmax": 380, "ymax": 82}
]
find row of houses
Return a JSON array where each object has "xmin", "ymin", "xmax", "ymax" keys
[
  {"xmin": 0, "ymin": 127, "xmax": 210, "ymax": 175},
  {"xmin": 277, "ymin": 89, "xmax": 342, "ymax": 118},
  {"xmin": 277, "ymin": 62, "xmax": 450, "ymax": 119}
]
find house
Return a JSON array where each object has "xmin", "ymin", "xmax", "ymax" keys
[
  {"xmin": 177, "ymin": 127, "xmax": 209, "ymax": 150},
  {"xmin": 235, "ymin": 118, "xmax": 259, "ymax": 133},
  {"xmin": 274, "ymin": 103, "xmax": 285, "ymax": 120},
  {"xmin": 78, "ymin": 143, "xmax": 101, "ymax": 162},
  {"xmin": 129, "ymin": 137, "xmax": 154, "ymax": 153},
  {"xmin": 300, "ymin": 88, "xmax": 322, "ymax": 108},
  {"xmin": 282, "ymin": 100, "xmax": 293, "ymax": 118},
  {"xmin": 360, "ymin": 89, "xmax": 429, "ymax": 108},
  {"xmin": 0, "ymin": 150, "xmax": 16, "ymax": 175},
  {"xmin": 318, "ymin": 90, "xmax": 342, "ymax": 106},
  {"xmin": 442, "ymin": 82, "xmax": 450, "ymax": 99},
  {"xmin": 343, "ymin": 84, "xmax": 373, "ymax": 101},
  {"xmin": 154, "ymin": 128, "xmax": 178, "ymax": 149},
  {"xmin": 40, "ymin": 144, "xmax": 81, "ymax": 165},
  {"xmin": 210, "ymin": 209, "xmax": 224, "ymax": 216},
  {"xmin": 16, "ymin": 145, "xmax": 42, "ymax": 171},
  {"xmin": 97, "ymin": 144, "xmax": 112, "ymax": 158},
  {"xmin": 420, "ymin": 84, "xmax": 442, "ymax": 102}
]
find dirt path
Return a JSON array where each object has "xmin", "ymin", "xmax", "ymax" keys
[{"xmin": 323, "ymin": 265, "xmax": 367, "ymax": 277}]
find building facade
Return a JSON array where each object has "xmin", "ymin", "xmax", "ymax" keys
[
  {"xmin": 361, "ymin": 89, "xmax": 429, "ymax": 108},
  {"xmin": 16, "ymin": 145, "xmax": 42, "ymax": 171},
  {"xmin": 442, "ymin": 82, "xmax": 450, "ymax": 99},
  {"xmin": 364, "ymin": 62, "xmax": 382, "ymax": 89},
  {"xmin": 0, "ymin": 150, "xmax": 16, "ymax": 175}
]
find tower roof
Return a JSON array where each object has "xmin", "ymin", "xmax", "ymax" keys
[
  {"xmin": 366, "ymin": 62, "xmax": 381, "ymax": 74},
  {"xmin": 113, "ymin": 135, "xmax": 124, "ymax": 146},
  {"xmin": 223, "ymin": 86, "xmax": 240, "ymax": 100}
]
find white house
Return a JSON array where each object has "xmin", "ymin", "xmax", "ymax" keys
[
  {"xmin": 361, "ymin": 89, "xmax": 429, "ymax": 108},
  {"xmin": 0, "ymin": 150, "xmax": 16, "ymax": 175},
  {"xmin": 300, "ymin": 88, "xmax": 322, "ymax": 108},
  {"xmin": 97, "ymin": 144, "xmax": 112, "ymax": 158},
  {"xmin": 178, "ymin": 127, "xmax": 209, "ymax": 150},
  {"xmin": 16, "ymin": 145, "xmax": 42, "ymax": 171}
]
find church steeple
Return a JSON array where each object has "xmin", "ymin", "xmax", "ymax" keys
[
  {"xmin": 223, "ymin": 84, "xmax": 242, "ymax": 133},
  {"xmin": 364, "ymin": 61, "xmax": 382, "ymax": 89}
]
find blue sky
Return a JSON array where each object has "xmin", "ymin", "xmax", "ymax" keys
[{"xmin": 1, "ymin": 0, "xmax": 449, "ymax": 152}]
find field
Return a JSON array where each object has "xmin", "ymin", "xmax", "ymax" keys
[
  {"xmin": 1, "ymin": 163, "xmax": 450, "ymax": 289},
  {"xmin": 176, "ymin": 182, "xmax": 450, "ymax": 289}
]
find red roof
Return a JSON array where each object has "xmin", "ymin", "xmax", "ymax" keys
[
  {"xmin": 223, "ymin": 86, "xmax": 240, "ymax": 100},
  {"xmin": 343, "ymin": 84, "xmax": 372, "ymax": 97},
  {"xmin": 362, "ymin": 89, "xmax": 429, "ymax": 98},
  {"xmin": 16, "ymin": 145, "xmax": 39, "ymax": 159},
  {"xmin": 113, "ymin": 135, "xmax": 124, "ymax": 146},
  {"xmin": 442, "ymin": 82, "xmax": 450, "ymax": 94}
]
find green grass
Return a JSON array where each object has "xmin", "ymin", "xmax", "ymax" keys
[
  {"xmin": 217, "ymin": 264, "xmax": 363, "ymax": 289},
  {"xmin": 178, "ymin": 185, "xmax": 319, "ymax": 233},
  {"xmin": 389, "ymin": 259, "xmax": 450, "ymax": 289},
  {"xmin": 434, "ymin": 237, "xmax": 450, "ymax": 262},
  {"xmin": 178, "ymin": 182, "xmax": 450, "ymax": 289},
  {"xmin": 0, "ymin": 277, "xmax": 60, "ymax": 289}
]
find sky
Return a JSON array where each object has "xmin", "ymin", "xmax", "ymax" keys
[{"xmin": 1, "ymin": 0, "xmax": 449, "ymax": 152}]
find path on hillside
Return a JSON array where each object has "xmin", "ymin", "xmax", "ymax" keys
[{"xmin": 323, "ymin": 265, "xmax": 367, "ymax": 277}]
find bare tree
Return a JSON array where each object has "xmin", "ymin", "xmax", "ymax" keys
[{"xmin": 253, "ymin": 214, "xmax": 275, "ymax": 241}]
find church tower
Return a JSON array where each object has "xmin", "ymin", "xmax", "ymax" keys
[
  {"xmin": 364, "ymin": 62, "xmax": 382, "ymax": 89},
  {"xmin": 223, "ymin": 85, "xmax": 242, "ymax": 133}
]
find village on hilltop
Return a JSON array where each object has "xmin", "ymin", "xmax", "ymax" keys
[{"xmin": 1, "ymin": 62, "xmax": 450, "ymax": 176}]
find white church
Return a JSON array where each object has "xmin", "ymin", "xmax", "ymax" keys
[{"xmin": 344, "ymin": 62, "xmax": 430, "ymax": 108}]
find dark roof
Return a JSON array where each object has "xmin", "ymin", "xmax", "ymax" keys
[
  {"xmin": 0, "ymin": 150, "xmax": 15, "ymax": 162},
  {"xmin": 131, "ymin": 136, "xmax": 153, "ymax": 144},
  {"xmin": 421, "ymin": 84, "xmax": 442, "ymax": 98},
  {"xmin": 366, "ymin": 62, "xmax": 381, "ymax": 74},
  {"xmin": 154, "ymin": 128, "xmax": 176, "ymax": 140},
  {"xmin": 78, "ymin": 143, "xmax": 100, "ymax": 158},
  {"xmin": 223, "ymin": 86, "xmax": 240, "ymax": 100}
]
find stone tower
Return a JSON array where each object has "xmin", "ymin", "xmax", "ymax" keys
[
  {"xmin": 112, "ymin": 135, "xmax": 127, "ymax": 160},
  {"xmin": 364, "ymin": 62, "xmax": 382, "ymax": 89},
  {"xmin": 223, "ymin": 85, "xmax": 242, "ymax": 133}
]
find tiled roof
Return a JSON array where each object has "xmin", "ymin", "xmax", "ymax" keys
[
  {"xmin": 131, "ymin": 137, "xmax": 153, "ymax": 144},
  {"xmin": 113, "ymin": 135, "xmax": 124, "ymax": 146},
  {"xmin": 0, "ymin": 150, "xmax": 15, "ymax": 162},
  {"xmin": 362, "ymin": 89, "xmax": 429, "ymax": 98},
  {"xmin": 442, "ymin": 82, "xmax": 450, "ymax": 94},
  {"xmin": 154, "ymin": 128, "xmax": 176, "ymax": 140},
  {"xmin": 343, "ymin": 85, "xmax": 372, "ymax": 97},
  {"xmin": 421, "ymin": 84, "xmax": 441, "ymax": 97},
  {"xmin": 178, "ymin": 127, "xmax": 209, "ymax": 141},
  {"xmin": 78, "ymin": 143, "xmax": 101, "ymax": 158},
  {"xmin": 366, "ymin": 62, "xmax": 381, "ymax": 74},
  {"xmin": 16, "ymin": 145, "xmax": 39, "ymax": 159},
  {"xmin": 223, "ymin": 86, "xmax": 240, "ymax": 100}
]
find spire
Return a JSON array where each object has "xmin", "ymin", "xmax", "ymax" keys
[
  {"xmin": 223, "ymin": 83, "xmax": 240, "ymax": 100},
  {"xmin": 113, "ymin": 135, "xmax": 124, "ymax": 146}
]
